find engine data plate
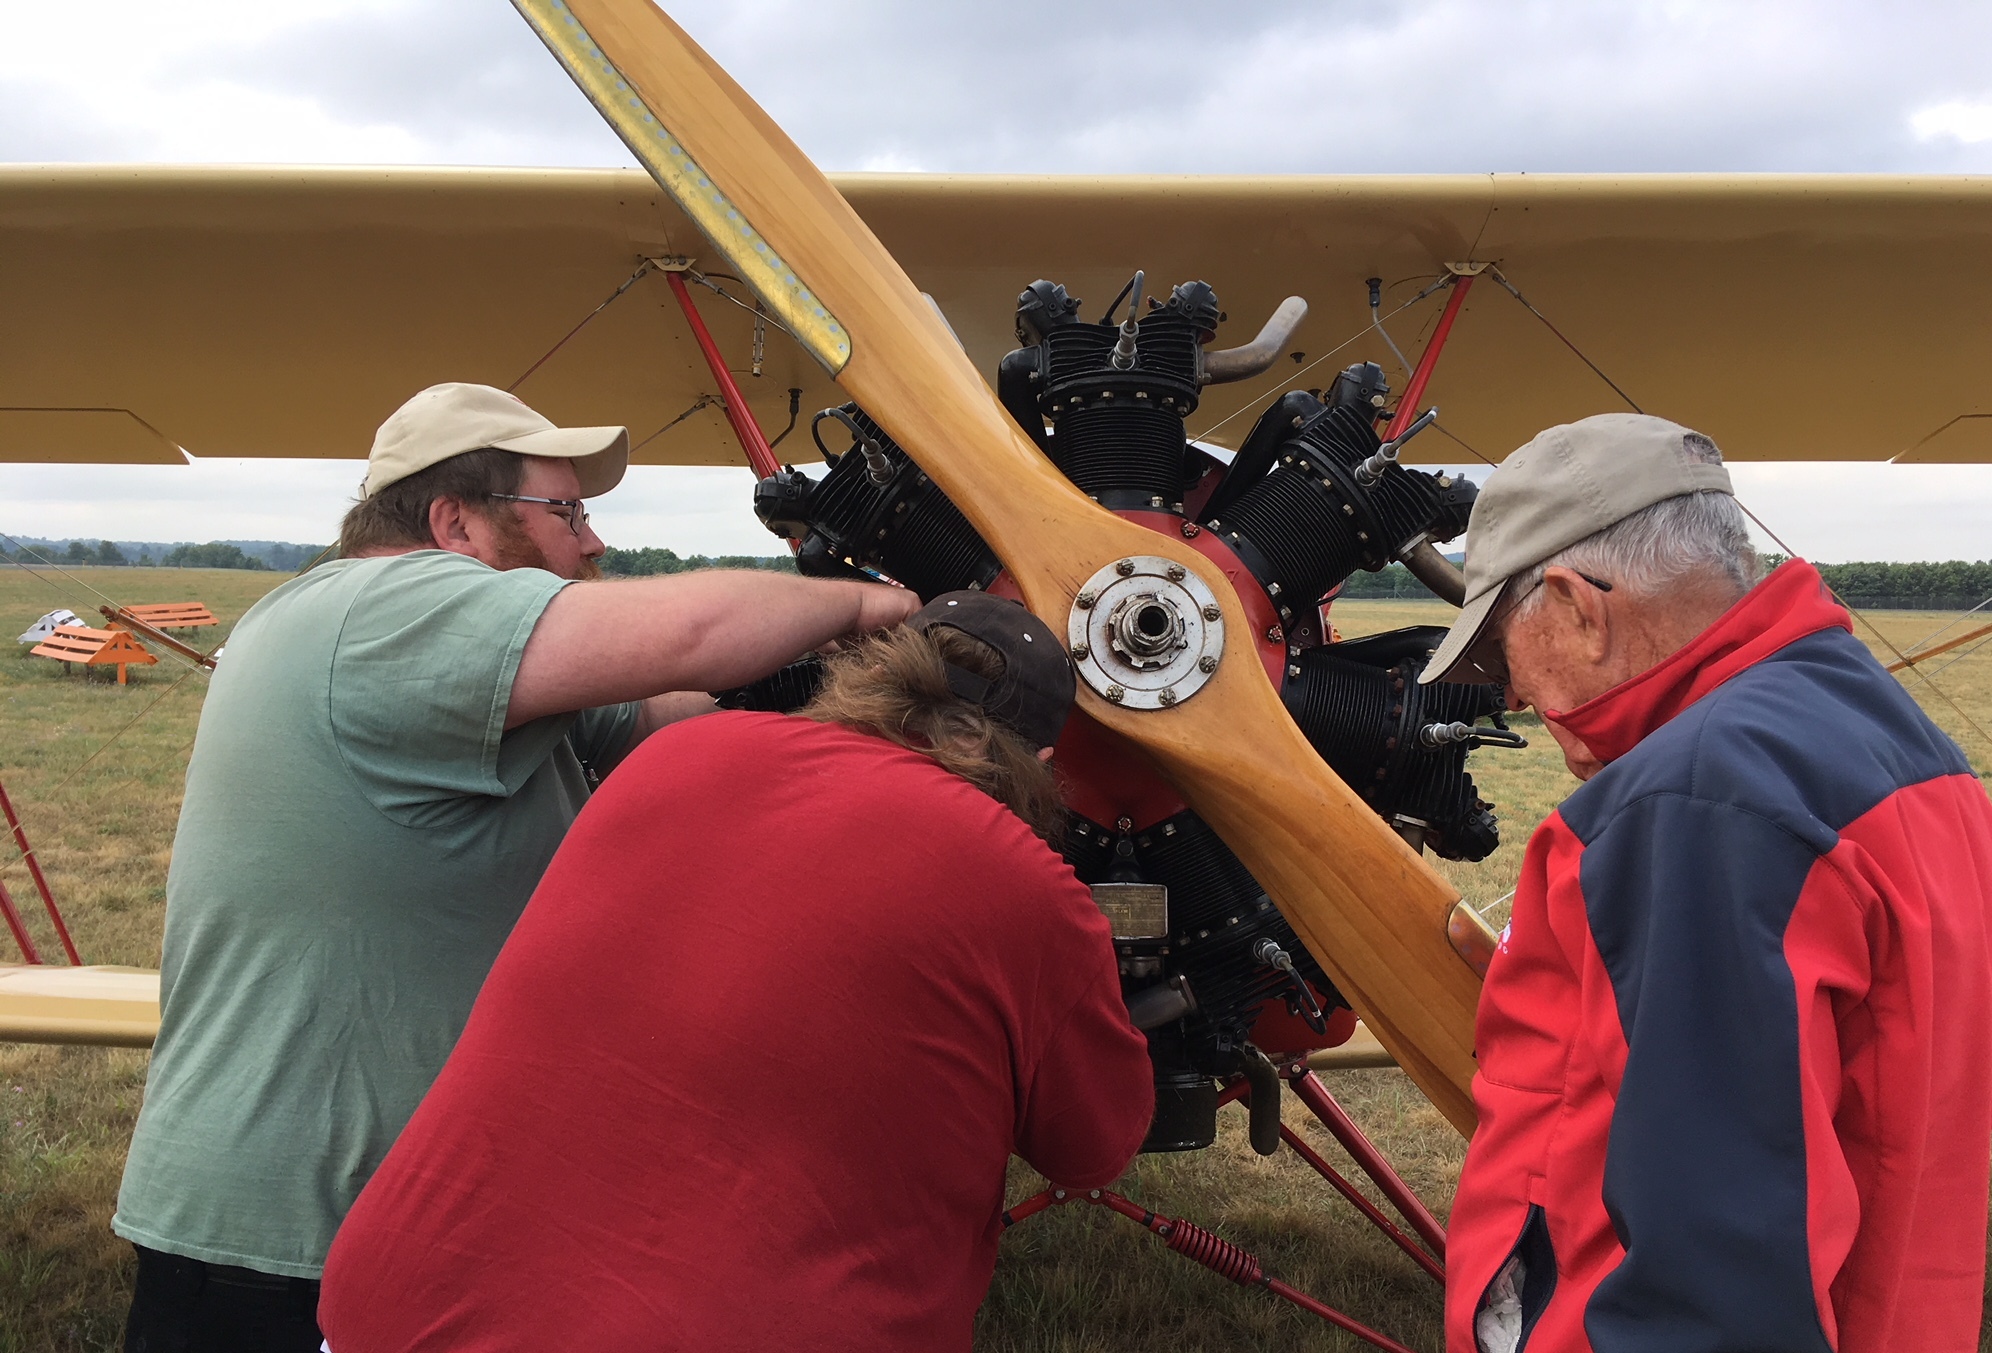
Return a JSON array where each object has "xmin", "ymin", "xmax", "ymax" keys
[{"xmin": 1067, "ymin": 555, "xmax": 1225, "ymax": 710}]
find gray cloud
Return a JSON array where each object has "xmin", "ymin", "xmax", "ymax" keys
[{"xmin": 6, "ymin": 1, "xmax": 1992, "ymax": 559}]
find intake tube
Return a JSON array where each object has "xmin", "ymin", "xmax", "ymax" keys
[{"xmin": 1199, "ymin": 296, "xmax": 1308, "ymax": 386}]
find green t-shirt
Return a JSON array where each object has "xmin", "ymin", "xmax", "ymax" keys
[{"xmin": 114, "ymin": 550, "xmax": 638, "ymax": 1277}]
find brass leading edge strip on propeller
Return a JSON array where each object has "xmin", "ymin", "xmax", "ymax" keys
[{"xmin": 510, "ymin": 0, "xmax": 852, "ymax": 374}]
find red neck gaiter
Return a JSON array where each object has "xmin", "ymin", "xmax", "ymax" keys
[{"xmin": 1546, "ymin": 559, "xmax": 1852, "ymax": 767}]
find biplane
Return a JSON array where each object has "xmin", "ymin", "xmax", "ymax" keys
[{"xmin": 3, "ymin": 0, "xmax": 1991, "ymax": 1342}]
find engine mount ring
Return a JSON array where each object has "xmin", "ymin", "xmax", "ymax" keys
[{"xmin": 1068, "ymin": 556, "xmax": 1224, "ymax": 710}]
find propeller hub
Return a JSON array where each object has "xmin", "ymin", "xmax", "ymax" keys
[{"xmin": 1068, "ymin": 556, "xmax": 1225, "ymax": 710}]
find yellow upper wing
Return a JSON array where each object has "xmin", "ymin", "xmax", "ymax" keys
[{"xmin": 3, "ymin": 166, "xmax": 1988, "ymax": 467}]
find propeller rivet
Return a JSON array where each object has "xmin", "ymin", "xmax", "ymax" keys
[
  {"xmin": 1115, "ymin": 559, "xmax": 1137, "ymax": 577},
  {"xmin": 1076, "ymin": 590, "xmax": 1097, "ymax": 609},
  {"xmin": 1159, "ymin": 688, "xmax": 1178, "ymax": 706},
  {"xmin": 1165, "ymin": 564, "xmax": 1186, "ymax": 582},
  {"xmin": 1202, "ymin": 604, "xmax": 1222, "ymax": 622},
  {"xmin": 1198, "ymin": 655, "xmax": 1218, "ymax": 673},
  {"xmin": 1071, "ymin": 642, "xmax": 1090, "ymax": 659},
  {"xmin": 1105, "ymin": 684, "xmax": 1126, "ymax": 703}
]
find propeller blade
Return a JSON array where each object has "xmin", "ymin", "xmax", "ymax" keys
[{"xmin": 513, "ymin": 0, "xmax": 1487, "ymax": 1133}]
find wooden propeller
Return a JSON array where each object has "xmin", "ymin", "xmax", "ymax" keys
[{"xmin": 513, "ymin": 0, "xmax": 1489, "ymax": 1133}]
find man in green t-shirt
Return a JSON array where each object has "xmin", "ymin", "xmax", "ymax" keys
[{"xmin": 113, "ymin": 383, "xmax": 919, "ymax": 1352}]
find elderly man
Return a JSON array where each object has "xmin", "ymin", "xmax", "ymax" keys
[
  {"xmin": 114, "ymin": 383, "xmax": 919, "ymax": 1353},
  {"xmin": 315, "ymin": 592, "xmax": 1153, "ymax": 1352},
  {"xmin": 1426, "ymin": 414, "xmax": 1992, "ymax": 1353}
]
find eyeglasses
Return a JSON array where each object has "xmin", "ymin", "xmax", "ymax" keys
[
  {"xmin": 1468, "ymin": 570, "xmax": 1615, "ymax": 687},
  {"xmin": 487, "ymin": 493, "xmax": 590, "ymax": 537}
]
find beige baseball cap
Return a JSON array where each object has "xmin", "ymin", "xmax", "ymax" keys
[
  {"xmin": 363, "ymin": 383, "xmax": 630, "ymax": 499},
  {"xmin": 1420, "ymin": 413, "xmax": 1735, "ymax": 685}
]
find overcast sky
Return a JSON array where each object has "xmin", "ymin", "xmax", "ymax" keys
[{"xmin": 5, "ymin": 0, "xmax": 1992, "ymax": 558}]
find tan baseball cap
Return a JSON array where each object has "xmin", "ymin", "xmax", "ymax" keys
[
  {"xmin": 1420, "ymin": 413, "xmax": 1735, "ymax": 685},
  {"xmin": 363, "ymin": 383, "xmax": 630, "ymax": 499}
]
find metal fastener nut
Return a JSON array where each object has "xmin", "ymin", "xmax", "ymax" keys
[
  {"xmin": 1115, "ymin": 559, "xmax": 1137, "ymax": 577},
  {"xmin": 1198, "ymin": 655, "xmax": 1218, "ymax": 673},
  {"xmin": 1181, "ymin": 522, "xmax": 1201, "ymax": 538},
  {"xmin": 1105, "ymin": 684, "xmax": 1126, "ymax": 703},
  {"xmin": 1165, "ymin": 563, "xmax": 1186, "ymax": 582},
  {"xmin": 1266, "ymin": 626, "xmax": 1285, "ymax": 643},
  {"xmin": 1158, "ymin": 688, "xmax": 1178, "ymax": 706},
  {"xmin": 1202, "ymin": 604, "xmax": 1222, "ymax": 621},
  {"xmin": 1076, "ymin": 589, "xmax": 1097, "ymax": 609},
  {"xmin": 1071, "ymin": 641, "xmax": 1089, "ymax": 659}
]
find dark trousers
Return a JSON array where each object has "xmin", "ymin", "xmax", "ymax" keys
[{"xmin": 123, "ymin": 1245, "xmax": 323, "ymax": 1353}]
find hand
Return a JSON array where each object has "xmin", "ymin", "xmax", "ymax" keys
[{"xmin": 851, "ymin": 582, "xmax": 923, "ymax": 636}]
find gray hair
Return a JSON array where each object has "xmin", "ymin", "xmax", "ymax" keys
[{"xmin": 1508, "ymin": 437, "xmax": 1760, "ymax": 618}]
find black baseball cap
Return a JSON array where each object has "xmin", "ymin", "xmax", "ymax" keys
[{"xmin": 909, "ymin": 592, "xmax": 1076, "ymax": 750}]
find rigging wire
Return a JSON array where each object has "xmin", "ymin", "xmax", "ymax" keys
[
  {"xmin": 506, "ymin": 259, "xmax": 657, "ymax": 393},
  {"xmin": 629, "ymin": 394, "xmax": 718, "ymax": 456},
  {"xmin": 1452, "ymin": 270, "xmax": 1992, "ymax": 757},
  {"xmin": 1485, "ymin": 266, "xmax": 1645, "ymax": 414}
]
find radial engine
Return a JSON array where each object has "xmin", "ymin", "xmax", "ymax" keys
[{"xmin": 726, "ymin": 275, "xmax": 1523, "ymax": 1152}]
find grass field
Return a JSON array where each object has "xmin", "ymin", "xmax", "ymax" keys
[{"xmin": 1, "ymin": 568, "xmax": 1989, "ymax": 1351}]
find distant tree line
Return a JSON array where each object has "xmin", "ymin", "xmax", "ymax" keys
[
  {"xmin": 0, "ymin": 539, "xmax": 320, "ymax": 570},
  {"xmin": 1329, "ymin": 557, "xmax": 1992, "ymax": 610},
  {"xmin": 1802, "ymin": 559, "xmax": 1992, "ymax": 610},
  {"xmin": 598, "ymin": 547, "xmax": 797, "ymax": 577}
]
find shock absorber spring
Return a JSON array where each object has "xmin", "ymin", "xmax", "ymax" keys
[{"xmin": 1164, "ymin": 1217, "xmax": 1266, "ymax": 1286}]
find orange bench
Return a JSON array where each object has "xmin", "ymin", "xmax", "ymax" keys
[
  {"xmin": 31, "ymin": 625, "xmax": 159, "ymax": 684},
  {"xmin": 119, "ymin": 602, "xmax": 217, "ymax": 629}
]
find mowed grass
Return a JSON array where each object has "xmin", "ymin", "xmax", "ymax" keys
[
  {"xmin": 1, "ymin": 566, "xmax": 285, "ymax": 1353},
  {"xmin": 0, "ymin": 573, "xmax": 1988, "ymax": 1351}
]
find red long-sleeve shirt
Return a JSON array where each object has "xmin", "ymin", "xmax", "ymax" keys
[{"xmin": 320, "ymin": 712, "xmax": 1153, "ymax": 1353}]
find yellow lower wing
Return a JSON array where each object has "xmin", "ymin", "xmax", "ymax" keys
[{"xmin": 0, "ymin": 965, "xmax": 159, "ymax": 1048}]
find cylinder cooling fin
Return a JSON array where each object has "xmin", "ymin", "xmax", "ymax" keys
[{"xmin": 745, "ymin": 273, "xmax": 1524, "ymax": 1154}]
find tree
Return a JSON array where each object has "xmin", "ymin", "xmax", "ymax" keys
[
  {"xmin": 64, "ymin": 540, "xmax": 89, "ymax": 564},
  {"xmin": 95, "ymin": 540, "xmax": 126, "ymax": 566},
  {"xmin": 162, "ymin": 542, "xmax": 269, "ymax": 571}
]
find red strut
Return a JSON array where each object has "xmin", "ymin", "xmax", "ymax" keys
[
  {"xmin": 664, "ymin": 270, "xmax": 782, "ymax": 481},
  {"xmin": 1385, "ymin": 273, "xmax": 1475, "ymax": 442},
  {"xmin": 0, "ymin": 875, "xmax": 40, "ymax": 964},
  {"xmin": 0, "ymin": 778, "xmax": 78, "ymax": 965}
]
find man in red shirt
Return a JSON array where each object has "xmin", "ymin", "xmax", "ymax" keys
[{"xmin": 318, "ymin": 592, "xmax": 1154, "ymax": 1352}]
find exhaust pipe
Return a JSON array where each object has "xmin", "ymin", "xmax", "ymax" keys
[
  {"xmin": 1401, "ymin": 538, "xmax": 1468, "ymax": 607},
  {"xmin": 1199, "ymin": 296, "xmax": 1308, "ymax": 386}
]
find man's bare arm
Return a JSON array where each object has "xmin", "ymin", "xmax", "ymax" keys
[{"xmin": 507, "ymin": 572, "xmax": 918, "ymax": 728}]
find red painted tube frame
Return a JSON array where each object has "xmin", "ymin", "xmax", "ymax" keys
[
  {"xmin": 0, "ymin": 778, "xmax": 78, "ymax": 965},
  {"xmin": 0, "ymin": 874, "xmax": 40, "ymax": 964},
  {"xmin": 1385, "ymin": 273, "xmax": 1475, "ymax": 442},
  {"xmin": 1000, "ymin": 1184, "xmax": 1417, "ymax": 1353},
  {"xmin": 1287, "ymin": 1069, "xmax": 1448, "ymax": 1259},
  {"xmin": 663, "ymin": 270, "xmax": 782, "ymax": 481}
]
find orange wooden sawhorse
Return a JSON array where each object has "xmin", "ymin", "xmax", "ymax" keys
[{"xmin": 30, "ymin": 625, "xmax": 159, "ymax": 685}]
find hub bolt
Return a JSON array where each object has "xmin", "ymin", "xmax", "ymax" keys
[
  {"xmin": 1202, "ymin": 604, "xmax": 1222, "ymax": 622},
  {"xmin": 1198, "ymin": 655, "xmax": 1218, "ymax": 673},
  {"xmin": 1165, "ymin": 564, "xmax": 1185, "ymax": 582},
  {"xmin": 1105, "ymin": 684, "xmax": 1126, "ymax": 703},
  {"xmin": 1115, "ymin": 559, "xmax": 1137, "ymax": 577},
  {"xmin": 1159, "ymin": 688, "xmax": 1178, "ymax": 706},
  {"xmin": 1071, "ymin": 641, "xmax": 1090, "ymax": 660},
  {"xmin": 1076, "ymin": 589, "xmax": 1097, "ymax": 609}
]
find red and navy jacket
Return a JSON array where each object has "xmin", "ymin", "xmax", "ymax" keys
[{"xmin": 1446, "ymin": 560, "xmax": 1992, "ymax": 1353}]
